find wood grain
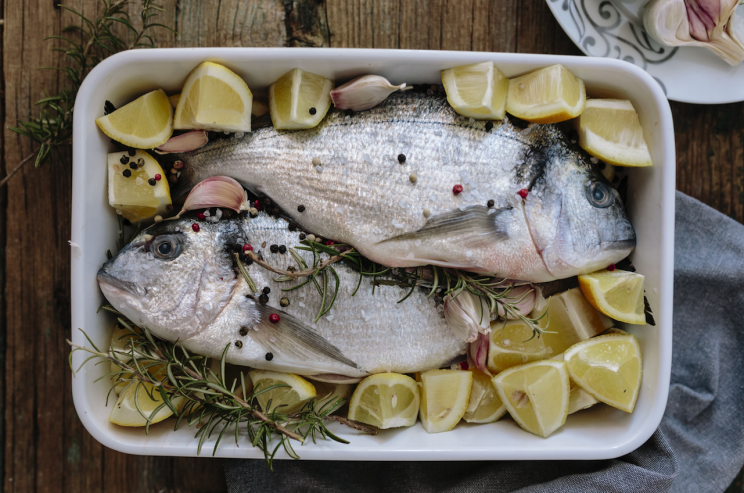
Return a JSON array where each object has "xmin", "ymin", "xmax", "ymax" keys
[{"xmin": 1, "ymin": 0, "xmax": 742, "ymax": 492}]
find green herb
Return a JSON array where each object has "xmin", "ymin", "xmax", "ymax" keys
[
  {"xmin": 4, "ymin": 0, "xmax": 174, "ymax": 188},
  {"xmin": 69, "ymin": 310, "xmax": 376, "ymax": 469}
]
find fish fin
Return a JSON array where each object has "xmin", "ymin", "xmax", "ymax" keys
[
  {"xmin": 250, "ymin": 303, "xmax": 358, "ymax": 369},
  {"xmin": 378, "ymin": 205, "xmax": 509, "ymax": 247}
]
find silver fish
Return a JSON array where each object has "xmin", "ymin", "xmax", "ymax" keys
[
  {"xmin": 97, "ymin": 211, "xmax": 467, "ymax": 378},
  {"xmin": 174, "ymin": 91, "xmax": 635, "ymax": 282}
]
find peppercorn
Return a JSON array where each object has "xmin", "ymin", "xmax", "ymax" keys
[
  {"xmin": 258, "ymin": 293, "xmax": 269, "ymax": 304},
  {"xmin": 173, "ymin": 160, "xmax": 184, "ymax": 170},
  {"xmin": 263, "ymin": 286, "xmax": 271, "ymax": 295},
  {"xmin": 325, "ymin": 240, "xmax": 335, "ymax": 246},
  {"xmin": 269, "ymin": 313, "xmax": 281, "ymax": 324},
  {"xmin": 128, "ymin": 149, "xmax": 136, "ymax": 156},
  {"xmin": 192, "ymin": 223, "xmax": 200, "ymax": 232},
  {"xmin": 309, "ymin": 107, "xmax": 317, "ymax": 115},
  {"xmin": 452, "ymin": 184, "xmax": 463, "ymax": 195},
  {"xmin": 297, "ymin": 204, "xmax": 305, "ymax": 213},
  {"xmin": 120, "ymin": 155, "xmax": 129, "ymax": 165},
  {"xmin": 169, "ymin": 175, "xmax": 178, "ymax": 184},
  {"xmin": 299, "ymin": 233, "xmax": 306, "ymax": 240},
  {"xmin": 345, "ymin": 109, "xmax": 354, "ymax": 117},
  {"xmin": 485, "ymin": 121, "xmax": 493, "ymax": 132},
  {"xmin": 278, "ymin": 245, "xmax": 287, "ymax": 254},
  {"xmin": 263, "ymin": 197, "xmax": 272, "ymax": 206},
  {"xmin": 487, "ymin": 199, "xmax": 494, "ymax": 208},
  {"xmin": 122, "ymin": 169, "xmax": 132, "ymax": 178},
  {"xmin": 518, "ymin": 189, "xmax": 529, "ymax": 199},
  {"xmin": 129, "ymin": 162, "xmax": 138, "ymax": 170},
  {"xmin": 270, "ymin": 244, "xmax": 279, "ymax": 253},
  {"xmin": 409, "ymin": 174, "xmax": 417, "ymax": 183},
  {"xmin": 243, "ymin": 244, "xmax": 253, "ymax": 252},
  {"xmin": 154, "ymin": 174, "xmax": 162, "ymax": 181},
  {"xmin": 244, "ymin": 257, "xmax": 254, "ymax": 266},
  {"xmin": 254, "ymin": 200, "xmax": 262, "ymax": 211},
  {"xmin": 288, "ymin": 223, "xmax": 297, "ymax": 232},
  {"xmin": 398, "ymin": 153, "xmax": 406, "ymax": 164},
  {"xmin": 265, "ymin": 352, "xmax": 274, "ymax": 361},
  {"xmin": 148, "ymin": 178, "xmax": 156, "ymax": 186},
  {"xmin": 196, "ymin": 212, "xmax": 205, "ymax": 220},
  {"xmin": 607, "ymin": 264, "xmax": 616, "ymax": 272},
  {"xmin": 280, "ymin": 297, "xmax": 290, "ymax": 307},
  {"xmin": 239, "ymin": 327, "xmax": 249, "ymax": 336},
  {"xmin": 235, "ymin": 340, "xmax": 243, "ymax": 349},
  {"xmin": 165, "ymin": 204, "xmax": 173, "ymax": 212}
]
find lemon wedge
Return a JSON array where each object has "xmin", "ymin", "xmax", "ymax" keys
[
  {"xmin": 549, "ymin": 352, "xmax": 600, "ymax": 414},
  {"xmin": 578, "ymin": 270, "xmax": 646, "ymax": 325},
  {"xmin": 109, "ymin": 381, "xmax": 183, "ymax": 427},
  {"xmin": 564, "ymin": 333, "xmax": 642, "ymax": 413},
  {"xmin": 174, "ymin": 61, "xmax": 252, "ymax": 133},
  {"xmin": 463, "ymin": 369, "xmax": 506, "ymax": 423},
  {"xmin": 96, "ymin": 89, "xmax": 173, "ymax": 148},
  {"xmin": 492, "ymin": 360, "xmax": 570, "ymax": 438},
  {"xmin": 108, "ymin": 150, "xmax": 171, "ymax": 222},
  {"xmin": 348, "ymin": 373, "xmax": 419, "ymax": 429},
  {"xmin": 488, "ymin": 319, "xmax": 547, "ymax": 374},
  {"xmin": 532, "ymin": 287, "xmax": 610, "ymax": 356},
  {"xmin": 578, "ymin": 99, "xmax": 653, "ymax": 167},
  {"xmin": 312, "ymin": 381, "xmax": 353, "ymax": 411},
  {"xmin": 441, "ymin": 61, "xmax": 509, "ymax": 120},
  {"xmin": 168, "ymin": 94, "xmax": 180, "ymax": 108},
  {"xmin": 419, "ymin": 369, "xmax": 472, "ymax": 433},
  {"xmin": 269, "ymin": 68, "xmax": 334, "ymax": 130},
  {"xmin": 248, "ymin": 370, "xmax": 316, "ymax": 414},
  {"xmin": 505, "ymin": 64, "xmax": 585, "ymax": 124}
]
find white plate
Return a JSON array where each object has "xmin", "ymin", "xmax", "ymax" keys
[
  {"xmin": 546, "ymin": 0, "xmax": 744, "ymax": 104},
  {"xmin": 71, "ymin": 48, "xmax": 674, "ymax": 461}
]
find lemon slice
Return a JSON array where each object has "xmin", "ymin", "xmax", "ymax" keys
[
  {"xmin": 108, "ymin": 150, "xmax": 171, "ymax": 222},
  {"xmin": 488, "ymin": 319, "xmax": 547, "ymax": 374},
  {"xmin": 249, "ymin": 370, "xmax": 316, "ymax": 414},
  {"xmin": 564, "ymin": 333, "xmax": 642, "ymax": 413},
  {"xmin": 419, "ymin": 369, "xmax": 472, "ymax": 433},
  {"xmin": 174, "ymin": 61, "xmax": 253, "ymax": 133},
  {"xmin": 269, "ymin": 68, "xmax": 334, "ymax": 130},
  {"xmin": 492, "ymin": 360, "xmax": 570, "ymax": 438},
  {"xmin": 578, "ymin": 270, "xmax": 646, "ymax": 325},
  {"xmin": 463, "ymin": 369, "xmax": 506, "ymax": 423},
  {"xmin": 578, "ymin": 99, "xmax": 653, "ymax": 167},
  {"xmin": 532, "ymin": 287, "xmax": 609, "ymax": 356},
  {"xmin": 505, "ymin": 64, "xmax": 586, "ymax": 124},
  {"xmin": 549, "ymin": 352, "xmax": 599, "ymax": 414},
  {"xmin": 96, "ymin": 89, "xmax": 173, "ymax": 148},
  {"xmin": 347, "ymin": 373, "xmax": 419, "ymax": 429},
  {"xmin": 168, "ymin": 94, "xmax": 180, "ymax": 109},
  {"xmin": 441, "ymin": 61, "xmax": 509, "ymax": 120},
  {"xmin": 109, "ymin": 381, "xmax": 183, "ymax": 427},
  {"xmin": 313, "ymin": 381, "xmax": 353, "ymax": 411}
]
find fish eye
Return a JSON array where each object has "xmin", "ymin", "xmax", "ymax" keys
[
  {"xmin": 151, "ymin": 235, "xmax": 181, "ymax": 260},
  {"xmin": 585, "ymin": 181, "xmax": 614, "ymax": 209}
]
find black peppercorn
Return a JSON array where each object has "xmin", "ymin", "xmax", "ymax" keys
[
  {"xmin": 398, "ymin": 153, "xmax": 406, "ymax": 164},
  {"xmin": 309, "ymin": 107, "xmax": 317, "ymax": 115},
  {"xmin": 258, "ymin": 293, "xmax": 269, "ymax": 304},
  {"xmin": 487, "ymin": 199, "xmax": 494, "ymax": 208},
  {"xmin": 299, "ymin": 233, "xmax": 306, "ymax": 240},
  {"xmin": 265, "ymin": 352, "xmax": 274, "ymax": 361},
  {"xmin": 235, "ymin": 340, "xmax": 243, "ymax": 348},
  {"xmin": 120, "ymin": 155, "xmax": 129, "ymax": 165},
  {"xmin": 263, "ymin": 286, "xmax": 271, "ymax": 295},
  {"xmin": 239, "ymin": 326, "xmax": 248, "ymax": 336},
  {"xmin": 278, "ymin": 245, "xmax": 287, "ymax": 254},
  {"xmin": 128, "ymin": 149, "xmax": 136, "ymax": 156},
  {"xmin": 122, "ymin": 169, "xmax": 132, "ymax": 178},
  {"xmin": 263, "ymin": 197, "xmax": 272, "ymax": 205},
  {"xmin": 129, "ymin": 162, "xmax": 138, "ymax": 170},
  {"xmin": 270, "ymin": 244, "xmax": 279, "ymax": 253},
  {"xmin": 297, "ymin": 204, "xmax": 305, "ymax": 213},
  {"xmin": 148, "ymin": 178, "xmax": 156, "ymax": 186},
  {"xmin": 485, "ymin": 121, "xmax": 493, "ymax": 132},
  {"xmin": 244, "ymin": 257, "xmax": 254, "ymax": 266},
  {"xmin": 345, "ymin": 109, "xmax": 354, "ymax": 117}
]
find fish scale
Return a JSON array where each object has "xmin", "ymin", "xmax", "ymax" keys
[{"xmin": 175, "ymin": 91, "xmax": 635, "ymax": 282}]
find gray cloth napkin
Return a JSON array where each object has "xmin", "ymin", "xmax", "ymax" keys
[{"xmin": 224, "ymin": 192, "xmax": 744, "ymax": 493}]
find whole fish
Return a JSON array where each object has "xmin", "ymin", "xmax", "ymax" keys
[
  {"xmin": 97, "ymin": 210, "xmax": 467, "ymax": 378},
  {"xmin": 173, "ymin": 91, "xmax": 635, "ymax": 282}
]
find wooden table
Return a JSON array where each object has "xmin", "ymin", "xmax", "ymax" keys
[{"xmin": 2, "ymin": 1, "xmax": 742, "ymax": 491}]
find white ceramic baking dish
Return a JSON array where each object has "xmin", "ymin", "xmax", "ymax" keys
[{"xmin": 71, "ymin": 48, "xmax": 674, "ymax": 461}]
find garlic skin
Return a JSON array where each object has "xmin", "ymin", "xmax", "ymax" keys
[
  {"xmin": 495, "ymin": 285, "xmax": 537, "ymax": 319},
  {"xmin": 330, "ymin": 75, "xmax": 408, "ymax": 111},
  {"xmin": 644, "ymin": 0, "xmax": 744, "ymax": 66},
  {"xmin": 155, "ymin": 130, "xmax": 208, "ymax": 154},
  {"xmin": 444, "ymin": 291, "xmax": 491, "ymax": 343},
  {"xmin": 178, "ymin": 176, "xmax": 249, "ymax": 217}
]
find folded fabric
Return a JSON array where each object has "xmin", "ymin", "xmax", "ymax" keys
[{"xmin": 224, "ymin": 192, "xmax": 744, "ymax": 493}]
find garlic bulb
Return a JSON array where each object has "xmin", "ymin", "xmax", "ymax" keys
[
  {"xmin": 644, "ymin": 0, "xmax": 744, "ymax": 66},
  {"xmin": 330, "ymin": 75, "xmax": 408, "ymax": 111},
  {"xmin": 443, "ymin": 291, "xmax": 490, "ymax": 343}
]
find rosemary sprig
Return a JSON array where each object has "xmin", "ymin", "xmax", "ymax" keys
[
  {"xmin": 4, "ymin": 0, "xmax": 174, "ymax": 187},
  {"xmin": 69, "ymin": 312, "xmax": 376, "ymax": 469}
]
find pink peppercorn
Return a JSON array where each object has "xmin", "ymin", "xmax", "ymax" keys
[
  {"xmin": 608, "ymin": 264, "xmax": 616, "ymax": 271},
  {"xmin": 325, "ymin": 240, "xmax": 335, "ymax": 246},
  {"xmin": 452, "ymin": 184, "xmax": 463, "ymax": 195},
  {"xmin": 518, "ymin": 189, "xmax": 529, "ymax": 199},
  {"xmin": 154, "ymin": 174, "xmax": 162, "ymax": 181},
  {"xmin": 269, "ymin": 313, "xmax": 281, "ymax": 324},
  {"xmin": 196, "ymin": 212, "xmax": 205, "ymax": 220},
  {"xmin": 459, "ymin": 361, "xmax": 469, "ymax": 371},
  {"xmin": 192, "ymin": 223, "xmax": 200, "ymax": 232},
  {"xmin": 254, "ymin": 200, "xmax": 262, "ymax": 211},
  {"xmin": 243, "ymin": 244, "xmax": 253, "ymax": 252}
]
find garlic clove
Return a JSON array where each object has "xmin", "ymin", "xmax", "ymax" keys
[
  {"xmin": 177, "ymin": 176, "xmax": 249, "ymax": 217},
  {"xmin": 330, "ymin": 75, "xmax": 409, "ymax": 111},
  {"xmin": 154, "ymin": 130, "xmax": 208, "ymax": 154},
  {"xmin": 644, "ymin": 0, "xmax": 744, "ymax": 66},
  {"xmin": 496, "ymin": 285, "xmax": 537, "ymax": 319},
  {"xmin": 443, "ymin": 291, "xmax": 490, "ymax": 343},
  {"xmin": 469, "ymin": 332, "xmax": 491, "ymax": 375}
]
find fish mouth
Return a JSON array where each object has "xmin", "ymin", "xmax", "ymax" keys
[
  {"xmin": 97, "ymin": 269, "xmax": 147, "ymax": 298},
  {"xmin": 601, "ymin": 238, "xmax": 636, "ymax": 251}
]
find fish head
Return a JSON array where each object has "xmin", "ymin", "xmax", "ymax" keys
[
  {"xmin": 524, "ymin": 153, "xmax": 636, "ymax": 278},
  {"xmin": 97, "ymin": 212, "xmax": 245, "ymax": 341}
]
